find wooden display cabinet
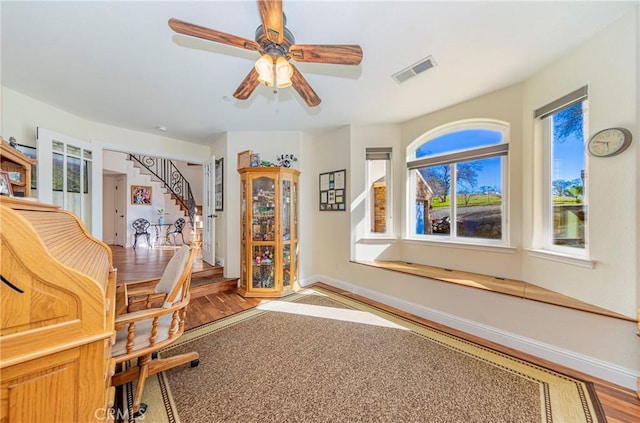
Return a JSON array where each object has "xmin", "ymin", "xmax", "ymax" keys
[
  {"xmin": 238, "ymin": 167, "xmax": 299, "ymax": 297},
  {"xmin": 0, "ymin": 139, "xmax": 37, "ymax": 197}
]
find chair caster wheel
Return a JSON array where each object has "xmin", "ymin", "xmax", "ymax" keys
[
  {"xmin": 190, "ymin": 359, "xmax": 200, "ymax": 367},
  {"xmin": 133, "ymin": 403, "xmax": 147, "ymax": 418},
  {"xmin": 151, "ymin": 352, "xmax": 158, "ymax": 359}
]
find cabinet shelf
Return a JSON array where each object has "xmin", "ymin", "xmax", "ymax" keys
[{"xmin": 1, "ymin": 140, "xmax": 37, "ymax": 198}]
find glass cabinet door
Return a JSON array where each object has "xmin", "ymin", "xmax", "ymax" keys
[
  {"xmin": 250, "ymin": 176, "xmax": 276, "ymax": 289},
  {"xmin": 282, "ymin": 179, "xmax": 292, "ymax": 287},
  {"xmin": 293, "ymin": 180, "xmax": 298, "ymax": 286},
  {"xmin": 240, "ymin": 179, "xmax": 247, "ymax": 290}
]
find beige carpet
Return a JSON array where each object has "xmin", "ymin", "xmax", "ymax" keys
[{"xmin": 121, "ymin": 287, "xmax": 605, "ymax": 422}]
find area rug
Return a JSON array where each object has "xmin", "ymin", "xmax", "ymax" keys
[{"xmin": 121, "ymin": 287, "xmax": 605, "ymax": 422}]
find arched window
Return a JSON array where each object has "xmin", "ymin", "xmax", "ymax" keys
[{"xmin": 407, "ymin": 120, "xmax": 509, "ymax": 244}]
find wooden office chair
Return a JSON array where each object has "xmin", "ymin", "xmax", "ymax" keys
[
  {"xmin": 166, "ymin": 217, "xmax": 186, "ymax": 245},
  {"xmin": 132, "ymin": 218, "xmax": 151, "ymax": 249},
  {"xmin": 111, "ymin": 243, "xmax": 199, "ymax": 416}
]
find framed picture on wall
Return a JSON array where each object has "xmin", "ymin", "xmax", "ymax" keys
[
  {"xmin": 131, "ymin": 185, "xmax": 152, "ymax": 205},
  {"xmin": 319, "ymin": 169, "xmax": 346, "ymax": 211},
  {"xmin": 215, "ymin": 158, "xmax": 224, "ymax": 211}
]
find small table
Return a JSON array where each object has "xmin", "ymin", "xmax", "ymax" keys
[{"xmin": 149, "ymin": 222, "xmax": 173, "ymax": 246}]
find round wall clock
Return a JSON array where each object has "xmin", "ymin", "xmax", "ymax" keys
[{"xmin": 586, "ymin": 127, "xmax": 632, "ymax": 157}]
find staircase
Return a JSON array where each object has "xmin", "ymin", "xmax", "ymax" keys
[
  {"xmin": 127, "ymin": 154, "xmax": 237, "ymax": 296},
  {"xmin": 128, "ymin": 154, "xmax": 197, "ymax": 228}
]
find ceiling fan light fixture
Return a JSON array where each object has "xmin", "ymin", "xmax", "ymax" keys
[
  {"xmin": 255, "ymin": 54, "xmax": 274, "ymax": 87},
  {"xmin": 275, "ymin": 56, "xmax": 293, "ymax": 88}
]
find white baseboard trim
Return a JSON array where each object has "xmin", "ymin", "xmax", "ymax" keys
[{"xmin": 300, "ymin": 275, "xmax": 639, "ymax": 390}]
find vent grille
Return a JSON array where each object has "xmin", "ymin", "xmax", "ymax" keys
[{"xmin": 392, "ymin": 56, "xmax": 437, "ymax": 84}]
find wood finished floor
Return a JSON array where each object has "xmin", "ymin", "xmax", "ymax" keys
[{"xmin": 110, "ymin": 246, "xmax": 640, "ymax": 422}]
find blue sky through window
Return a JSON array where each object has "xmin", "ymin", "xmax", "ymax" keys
[
  {"xmin": 416, "ymin": 129, "xmax": 502, "ymax": 158},
  {"xmin": 416, "ymin": 126, "xmax": 583, "ymax": 188},
  {"xmin": 416, "ymin": 129, "xmax": 503, "ymax": 189},
  {"xmin": 552, "ymin": 134, "xmax": 584, "ymax": 181}
]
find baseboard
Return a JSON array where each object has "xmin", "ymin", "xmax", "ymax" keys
[{"xmin": 300, "ymin": 274, "xmax": 639, "ymax": 391}]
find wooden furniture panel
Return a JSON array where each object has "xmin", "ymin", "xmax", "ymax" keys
[
  {"xmin": 0, "ymin": 139, "xmax": 37, "ymax": 198},
  {"xmin": 0, "ymin": 197, "xmax": 116, "ymax": 422},
  {"xmin": 238, "ymin": 167, "xmax": 299, "ymax": 297}
]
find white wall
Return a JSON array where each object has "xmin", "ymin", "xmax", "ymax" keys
[
  {"xmin": 1, "ymin": 87, "xmax": 209, "ymax": 162},
  {"xmin": 350, "ymin": 124, "xmax": 403, "ymax": 262},
  {"xmin": 304, "ymin": 7, "xmax": 639, "ymax": 388},
  {"xmin": 521, "ymin": 8, "xmax": 639, "ymax": 317}
]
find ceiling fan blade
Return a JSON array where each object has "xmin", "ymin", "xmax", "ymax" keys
[
  {"xmin": 169, "ymin": 18, "xmax": 260, "ymax": 52},
  {"xmin": 233, "ymin": 68, "xmax": 260, "ymax": 100},
  {"xmin": 257, "ymin": 0, "xmax": 284, "ymax": 44},
  {"xmin": 290, "ymin": 65, "xmax": 321, "ymax": 107},
  {"xmin": 289, "ymin": 44, "xmax": 363, "ymax": 65}
]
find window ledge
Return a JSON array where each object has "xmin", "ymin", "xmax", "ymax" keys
[
  {"xmin": 351, "ymin": 260, "xmax": 632, "ymax": 322},
  {"xmin": 403, "ymin": 238, "xmax": 516, "ymax": 254},
  {"xmin": 525, "ymin": 249, "xmax": 596, "ymax": 269},
  {"xmin": 358, "ymin": 237, "xmax": 399, "ymax": 244}
]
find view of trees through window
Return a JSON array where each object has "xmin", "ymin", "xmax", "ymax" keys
[
  {"xmin": 412, "ymin": 128, "xmax": 505, "ymax": 241},
  {"xmin": 549, "ymin": 102, "xmax": 586, "ymax": 249}
]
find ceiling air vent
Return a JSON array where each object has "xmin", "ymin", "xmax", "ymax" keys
[{"xmin": 392, "ymin": 55, "xmax": 437, "ymax": 84}]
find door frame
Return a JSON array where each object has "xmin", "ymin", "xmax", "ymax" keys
[
  {"xmin": 36, "ymin": 128, "xmax": 103, "ymax": 238},
  {"xmin": 201, "ymin": 155, "xmax": 216, "ymax": 265}
]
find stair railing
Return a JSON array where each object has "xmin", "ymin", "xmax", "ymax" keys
[{"xmin": 129, "ymin": 154, "xmax": 196, "ymax": 228}]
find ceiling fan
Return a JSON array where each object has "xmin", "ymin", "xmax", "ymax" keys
[{"xmin": 168, "ymin": 0, "xmax": 363, "ymax": 107}]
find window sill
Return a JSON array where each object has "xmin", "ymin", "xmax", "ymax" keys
[
  {"xmin": 358, "ymin": 237, "xmax": 399, "ymax": 244},
  {"xmin": 525, "ymin": 249, "xmax": 596, "ymax": 269},
  {"xmin": 403, "ymin": 238, "xmax": 516, "ymax": 254},
  {"xmin": 351, "ymin": 260, "xmax": 632, "ymax": 322}
]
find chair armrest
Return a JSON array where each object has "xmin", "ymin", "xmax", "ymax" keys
[
  {"xmin": 114, "ymin": 298, "xmax": 188, "ymax": 329},
  {"xmin": 126, "ymin": 286, "xmax": 157, "ymax": 298},
  {"xmin": 127, "ymin": 292, "xmax": 168, "ymax": 312},
  {"xmin": 124, "ymin": 277, "xmax": 160, "ymax": 293}
]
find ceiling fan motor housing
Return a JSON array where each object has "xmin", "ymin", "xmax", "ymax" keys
[{"xmin": 255, "ymin": 24, "xmax": 295, "ymax": 58}]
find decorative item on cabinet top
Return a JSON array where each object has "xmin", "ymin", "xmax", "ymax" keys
[
  {"xmin": 276, "ymin": 154, "xmax": 298, "ymax": 168},
  {"xmin": 237, "ymin": 150, "xmax": 253, "ymax": 170}
]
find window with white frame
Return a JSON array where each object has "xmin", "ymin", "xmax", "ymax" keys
[
  {"xmin": 535, "ymin": 87, "xmax": 588, "ymax": 254},
  {"xmin": 407, "ymin": 121, "xmax": 509, "ymax": 243},
  {"xmin": 365, "ymin": 147, "xmax": 392, "ymax": 237}
]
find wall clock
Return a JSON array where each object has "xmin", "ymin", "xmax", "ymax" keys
[{"xmin": 586, "ymin": 127, "xmax": 632, "ymax": 157}]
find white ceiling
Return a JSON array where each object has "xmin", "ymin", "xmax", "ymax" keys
[{"xmin": 1, "ymin": 1, "xmax": 636, "ymax": 145}]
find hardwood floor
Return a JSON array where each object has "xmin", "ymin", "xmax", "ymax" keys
[
  {"xmin": 109, "ymin": 245, "xmax": 262, "ymax": 330},
  {"xmin": 110, "ymin": 245, "xmax": 222, "ymax": 283},
  {"xmin": 110, "ymin": 246, "xmax": 640, "ymax": 422}
]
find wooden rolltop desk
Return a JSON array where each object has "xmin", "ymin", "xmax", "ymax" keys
[{"xmin": 0, "ymin": 197, "xmax": 117, "ymax": 422}]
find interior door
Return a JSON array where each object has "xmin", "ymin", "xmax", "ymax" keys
[
  {"xmin": 202, "ymin": 155, "xmax": 216, "ymax": 265},
  {"xmin": 115, "ymin": 175, "xmax": 126, "ymax": 246},
  {"xmin": 36, "ymin": 128, "xmax": 103, "ymax": 238}
]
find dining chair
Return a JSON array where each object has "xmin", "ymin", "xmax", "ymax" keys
[
  {"xmin": 132, "ymin": 218, "xmax": 151, "ymax": 249},
  {"xmin": 166, "ymin": 217, "xmax": 186, "ymax": 245}
]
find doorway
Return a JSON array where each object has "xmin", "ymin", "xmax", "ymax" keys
[{"xmin": 103, "ymin": 172, "xmax": 127, "ymax": 246}]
